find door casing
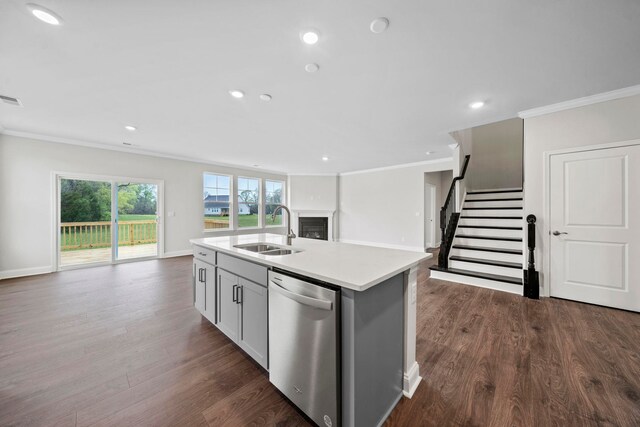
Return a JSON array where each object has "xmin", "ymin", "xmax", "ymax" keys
[{"xmin": 52, "ymin": 171, "xmax": 164, "ymax": 271}]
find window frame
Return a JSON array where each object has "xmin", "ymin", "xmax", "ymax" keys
[
  {"xmin": 264, "ymin": 179, "xmax": 286, "ymax": 228},
  {"xmin": 202, "ymin": 172, "xmax": 233, "ymax": 233}
]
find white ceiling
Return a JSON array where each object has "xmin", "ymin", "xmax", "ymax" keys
[{"xmin": 1, "ymin": 0, "xmax": 639, "ymax": 174}]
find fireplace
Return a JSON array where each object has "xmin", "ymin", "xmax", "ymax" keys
[{"xmin": 298, "ymin": 217, "xmax": 329, "ymax": 241}]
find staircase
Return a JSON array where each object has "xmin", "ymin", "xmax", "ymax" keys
[{"xmin": 430, "ymin": 189, "xmax": 524, "ymax": 295}]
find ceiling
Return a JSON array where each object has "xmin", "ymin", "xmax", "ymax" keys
[{"xmin": 1, "ymin": 0, "xmax": 639, "ymax": 174}]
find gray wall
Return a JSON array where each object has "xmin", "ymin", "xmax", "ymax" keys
[
  {"xmin": 452, "ymin": 118, "xmax": 523, "ymax": 191},
  {"xmin": 0, "ymin": 134, "xmax": 287, "ymax": 277},
  {"xmin": 338, "ymin": 160, "xmax": 453, "ymax": 251},
  {"xmin": 524, "ymin": 94, "xmax": 640, "ymax": 294},
  {"xmin": 289, "ymin": 175, "xmax": 338, "ymax": 211}
]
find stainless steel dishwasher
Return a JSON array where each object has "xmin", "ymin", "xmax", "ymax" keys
[{"xmin": 268, "ymin": 270, "xmax": 340, "ymax": 427}]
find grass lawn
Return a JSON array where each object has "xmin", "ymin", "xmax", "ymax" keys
[{"xmin": 119, "ymin": 214, "xmax": 157, "ymax": 221}]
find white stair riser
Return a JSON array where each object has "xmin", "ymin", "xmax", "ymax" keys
[
  {"xmin": 430, "ymin": 270, "xmax": 523, "ymax": 295},
  {"xmin": 454, "ymin": 237, "xmax": 523, "ymax": 250},
  {"xmin": 450, "ymin": 248, "xmax": 523, "ymax": 263},
  {"xmin": 449, "ymin": 260, "xmax": 522, "ymax": 278},
  {"xmin": 458, "ymin": 218, "xmax": 523, "ymax": 227},
  {"xmin": 465, "ymin": 191, "xmax": 522, "ymax": 200},
  {"xmin": 464, "ymin": 200, "xmax": 522, "ymax": 208},
  {"xmin": 456, "ymin": 227, "xmax": 522, "ymax": 238},
  {"xmin": 461, "ymin": 209, "xmax": 523, "ymax": 217}
]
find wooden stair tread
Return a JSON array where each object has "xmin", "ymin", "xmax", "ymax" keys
[
  {"xmin": 452, "ymin": 244, "xmax": 523, "ymax": 255},
  {"xmin": 455, "ymin": 234, "xmax": 522, "ymax": 242},
  {"xmin": 466, "ymin": 189, "xmax": 523, "ymax": 195},
  {"xmin": 429, "ymin": 265, "xmax": 523, "ymax": 285},
  {"xmin": 458, "ymin": 225, "xmax": 523, "ymax": 230},
  {"xmin": 449, "ymin": 255, "xmax": 522, "ymax": 269},
  {"xmin": 465, "ymin": 197, "xmax": 523, "ymax": 202}
]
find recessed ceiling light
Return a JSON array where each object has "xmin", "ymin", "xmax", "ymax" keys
[
  {"xmin": 229, "ymin": 90, "xmax": 244, "ymax": 99},
  {"xmin": 301, "ymin": 30, "xmax": 319, "ymax": 45},
  {"xmin": 322, "ymin": 156, "xmax": 329, "ymax": 161},
  {"xmin": 425, "ymin": 151, "xmax": 434, "ymax": 155},
  {"xmin": 124, "ymin": 125, "xmax": 137, "ymax": 131},
  {"xmin": 259, "ymin": 94, "xmax": 272, "ymax": 102},
  {"xmin": 469, "ymin": 101, "xmax": 485, "ymax": 109},
  {"xmin": 305, "ymin": 63, "xmax": 320, "ymax": 73},
  {"xmin": 26, "ymin": 3, "xmax": 63, "ymax": 25},
  {"xmin": 370, "ymin": 18, "xmax": 389, "ymax": 34},
  {"xmin": 122, "ymin": 142, "xmax": 132, "ymax": 146}
]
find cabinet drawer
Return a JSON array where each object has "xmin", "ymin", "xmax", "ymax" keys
[
  {"xmin": 193, "ymin": 246, "xmax": 216, "ymax": 264},
  {"xmin": 217, "ymin": 252, "xmax": 267, "ymax": 287}
]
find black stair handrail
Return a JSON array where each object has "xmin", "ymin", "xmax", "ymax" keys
[
  {"xmin": 524, "ymin": 214, "xmax": 539, "ymax": 299},
  {"xmin": 438, "ymin": 155, "xmax": 471, "ymax": 268}
]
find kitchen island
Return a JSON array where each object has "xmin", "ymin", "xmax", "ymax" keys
[{"xmin": 190, "ymin": 233, "xmax": 429, "ymax": 427}]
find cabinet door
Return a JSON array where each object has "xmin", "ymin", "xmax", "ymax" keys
[
  {"xmin": 216, "ymin": 269, "xmax": 239, "ymax": 342},
  {"xmin": 203, "ymin": 264, "xmax": 217, "ymax": 324},
  {"xmin": 238, "ymin": 278, "xmax": 268, "ymax": 369},
  {"xmin": 193, "ymin": 259, "xmax": 206, "ymax": 315}
]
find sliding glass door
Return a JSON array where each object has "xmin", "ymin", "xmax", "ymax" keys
[
  {"xmin": 59, "ymin": 178, "xmax": 113, "ymax": 267},
  {"xmin": 115, "ymin": 182, "xmax": 158, "ymax": 260},
  {"xmin": 58, "ymin": 175, "xmax": 161, "ymax": 268}
]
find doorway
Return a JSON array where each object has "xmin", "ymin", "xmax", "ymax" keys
[
  {"xmin": 548, "ymin": 142, "xmax": 640, "ymax": 311},
  {"xmin": 424, "ymin": 183, "xmax": 437, "ymax": 249},
  {"xmin": 57, "ymin": 174, "xmax": 162, "ymax": 269}
]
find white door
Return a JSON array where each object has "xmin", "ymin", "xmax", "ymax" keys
[
  {"xmin": 425, "ymin": 184, "xmax": 436, "ymax": 249},
  {"xmin": 549, "ymin": 143, "xmax": 640, "ymax": 311}
]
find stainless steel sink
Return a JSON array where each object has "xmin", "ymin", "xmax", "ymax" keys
[
  {"xmin": 234, "ymin": 243, "xmax": 281, "ymax": 253},
  {"xmin": 233, "ymin": 242, "xmax": 301, "ymax": 256}
]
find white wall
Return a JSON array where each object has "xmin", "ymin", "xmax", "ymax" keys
[
  {"xmin": 338, "ymin": 159, "xmax": 453, "ymax": 251},
  {"xmin": 289, "ymin": 175, "xmax": 338, "ymax": 211},
  {"xmin": 524, "ymin": 94, "xmax": 640, "ymax": 294},
  {"xmin": 0, "ymin": 134, "xmax": 286, "ymax": 278}
]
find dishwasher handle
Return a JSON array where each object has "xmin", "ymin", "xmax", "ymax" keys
[{"xmin": 269, "ymin": 280, "xmax": 333, "ymax": 311}]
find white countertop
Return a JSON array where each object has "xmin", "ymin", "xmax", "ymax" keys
[{"xmin": 190, "ymin": 233, "xmax": 430, "ymax": 291}]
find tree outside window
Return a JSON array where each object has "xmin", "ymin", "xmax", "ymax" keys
[
  {"xmin": 238, "ymin": 177, "xmax": 260, "ymax": 228},
  {"xmin": 265, "ymin": 180, "xmax": 284, "ymax": 226}
]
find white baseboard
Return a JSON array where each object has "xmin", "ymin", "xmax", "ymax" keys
[
  {"xmin": 338, "ymin": 239, "xmax": 424, "ymax": 253},
  {"xmin": 163, "ymin": 250, "xmax": 192, "ymax": 258},
  {"xmin": 403, "ymin": 361, "xmax": 422, "ymax": 398},
  {"xmin": 0, "ymin": 265, "xmax": 53, "ymax": 280}
]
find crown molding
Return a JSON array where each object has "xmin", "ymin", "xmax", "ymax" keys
[
  {"xmin": 0, "ymin": 129, "xmax": 288, "ymax": 176},
  {"xmin": 518, "ymin": 84, "xmax": 640, "ymax": 119},
  {"xmin": 287, "ymin": 173, "xmax": 338, "ymax": 177},
  {"xmin": 339, "ymin": 157, "xmax": 453, "ymax": 177}
]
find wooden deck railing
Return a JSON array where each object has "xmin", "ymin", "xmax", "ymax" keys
[
  {"xmin": 60, "ymin": 220, "xmax": 157, "ymax": 250},
  {"xmin": 204, "ymin": 218, "xmax": 229, "ymax": 229}
]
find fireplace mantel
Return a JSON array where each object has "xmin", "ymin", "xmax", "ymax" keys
[{"xmin": 291, "ymin": 210, "xmax": 335, "ymax": 242}]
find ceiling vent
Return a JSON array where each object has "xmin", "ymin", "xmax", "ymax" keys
[{"xmin": 0, "ymin": 95, "xmax": 22, "ymax": 106}]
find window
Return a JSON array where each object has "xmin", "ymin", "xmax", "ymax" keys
[
  {"xmin": 203, "ymin": 173, "xmax": 231, "ymax": 230},
  {"xmin": 237, "ymin": 177, "xmax": 260, "ymax": 228},
  {"xmin": 265, "ymin": 180, "xmax": 284, "ymax": 226}
]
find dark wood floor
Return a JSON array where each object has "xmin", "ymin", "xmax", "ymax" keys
[{"xmin": 0, "ymin": 256, "xmax": 638, "ymax": 427}]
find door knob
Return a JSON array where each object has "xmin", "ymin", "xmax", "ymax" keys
[{"xmin": 552, "ymin": 231, "xmax": 568, "ymax": 236}]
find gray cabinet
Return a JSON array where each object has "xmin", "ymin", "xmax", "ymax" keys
[
  {"xmin": 193, "ymin": 246, "xmax": 268, "ymax": 369},
  {"xmin": 216, "ymin": 269, "xmax": 268, "ymax": 369},
  {"xmin": 238, "ymin": 277, "xmax": 268, "ymax": 368},
  {"xmin": 216, "ymin": 268, "xmax": 239, "ymax": 342},
  {"xmin": 194, "ymin": 258, "xmax": 216, "ymax": 323}
]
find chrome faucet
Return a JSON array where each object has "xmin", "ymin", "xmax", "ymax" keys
[{"xmin": 272, "ymin": 205, "xmax": 296, "ymax": 245}]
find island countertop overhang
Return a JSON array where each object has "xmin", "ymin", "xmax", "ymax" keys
[{"xmin": 190, "ymin": 233, "xmax": 430, "ymax": 291}]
